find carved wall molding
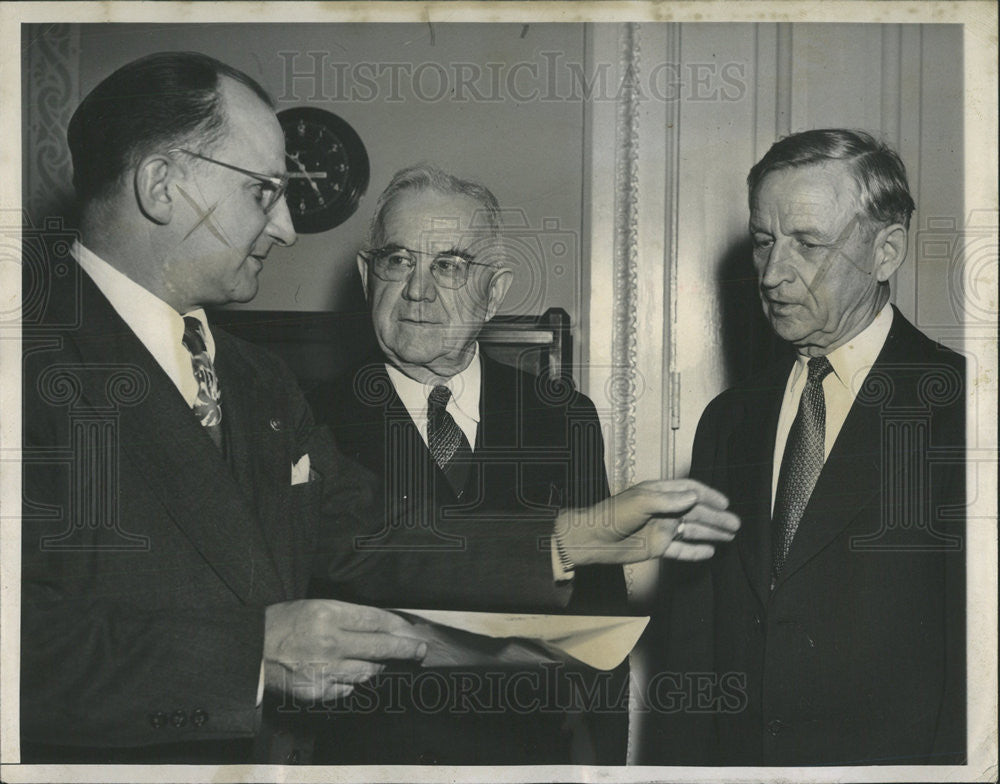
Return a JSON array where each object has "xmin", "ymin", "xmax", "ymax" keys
[
  {"xmin": 23, "ymin": 24, "xmax": 79, "ymax": 224},
  {"xmin": 609, "ymin": 22, "xmax": 641, "ymax": 492},
  {"xmin": 661, "ymin": 23, "xmax": 682, "ymax": 478}
]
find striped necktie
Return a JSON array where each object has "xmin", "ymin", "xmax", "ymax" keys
[{"xmin": 427, "ymin": 384, "xmax": 472, "ymax": 494}]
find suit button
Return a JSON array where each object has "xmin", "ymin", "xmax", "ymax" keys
[
  {"xmin": 269, "ymin": 418, "xmax": 283, "ymax": 431},
  {"xmin": 148, "ymin": 712, "xmax": 168, "ymax": 729},
  {"xmin": 753, "ymin": 613, "xmax": 762, "ymax": 626},
  {"xmin": 170, "ymin": 710, "xmax": 188, "ymax": 728},
  {"xmin": 285, "ymin": 749, "xmax": 300, "ymax": 764},
  {"xmin": 768, "ymin": 719, "xmax": 784, "ymax": 736},
  {"xmin": 191, "ymin": 709, "xmax": 209, "ymax": 727}
]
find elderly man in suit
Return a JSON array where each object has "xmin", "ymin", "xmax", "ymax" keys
[
  {"xmin": 306, "ymin": 164, "xmax": 699, "ymax": 764},
  {"xmin": 22, "ymin": 53, "xmax": 739, "ymax": 765},
  {"xmin": 646, "ymin": 129, "xmax": 965, "ymax": 766}
]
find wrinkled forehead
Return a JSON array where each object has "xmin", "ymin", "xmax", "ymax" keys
[
  {"xmin": 750, "ymin": 162, "xmax": 863, "ymax": 221},
  {"xmin": 382, "ymin": 188, "xmax": 499, "ymax": 249}
]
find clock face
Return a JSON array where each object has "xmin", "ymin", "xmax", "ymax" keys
[{"xmin": 277, "ymin": 107, "xmax": 370, "ymax": 234}]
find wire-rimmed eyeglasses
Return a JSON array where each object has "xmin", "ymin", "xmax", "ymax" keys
[
  {"xmin": 361, "ymin": 245, "xmax": 497, "ymax": 290},
  {"xmin": 170, "ymin": 148, "xmax": 289, "ymax": 213}
]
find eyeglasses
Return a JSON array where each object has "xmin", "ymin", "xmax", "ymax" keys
[
  {"xmin": 170, "ymin": 148, "xmax": 289, "ymax": 213},
  {"xmin": 362, "ymin": 245, "xmax": 497, "ymax": 290}
]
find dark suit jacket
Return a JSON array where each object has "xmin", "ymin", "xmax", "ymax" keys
[
  {"xmin": 20, "ymin": 268, "xmax": 568, "ymax": 764},
  {"xmin": 307, "ymin": 354, "xmax": 629, "ymax": 764},
  {"xmin": 644, "ymin": 308, "xmax": 966, "ymax": 766}
]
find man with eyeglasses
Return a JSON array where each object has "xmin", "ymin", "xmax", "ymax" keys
[
  {"xmin": 20, "ymin": 51, "xmax": 435, "ymax": 765},
  {"xmin": 305, "ymin": 165, "xmax": 728, "ymax": 765}
]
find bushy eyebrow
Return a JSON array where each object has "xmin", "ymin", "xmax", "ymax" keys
[{"xmin": 437, "ymin": 246, "xmax": 475, "ymax": 261}]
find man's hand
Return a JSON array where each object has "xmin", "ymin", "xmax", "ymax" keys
[
  {"xmin": 555, "ymin": 479, "xmax": 739, "ymax": 566},
  {"xmin": 263, "ymin": 599, "xmax": 427, "ymax": 702}
]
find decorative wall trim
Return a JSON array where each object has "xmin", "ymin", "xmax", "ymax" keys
[
  {"xmin": 775, "ymin": 23, "xmax": 793, "ymax": 138},
  {"xmin": 24, "ymin": 24, "xmax": 79, "ymax": 223},
  {"xmin": 881, "ymin": 25, "xmax": 903, "ymax": 148},
  {"xmin": 661, "ymin": 23, "xmax": 682, "ymax": 478},
  {"xmin": 610, "ymin": 22, "xmax": 641, "ymax": 492}
]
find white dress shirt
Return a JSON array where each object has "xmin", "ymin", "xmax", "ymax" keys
[
  {"xmin": 74, "ymin": 241, "xmax": 214, "ymax": 405},
  {"xmin": 384, "ymin": 345, "xmax": 482, "ymax": 450},
  {"xmin": 771, "ymin": 304, "xmax": 894, "ymax": 513}
]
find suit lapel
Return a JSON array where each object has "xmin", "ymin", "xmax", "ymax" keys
[
  {"xmin": 775, "ymin": 396, "xmax": 882, "ymax": 583},
  {"xmin": 732, "ymin": 374, "xmax": 786, "ymax": 607},
  {"xmin": 776, "ymin": 311, "xmax": 910, "ymax": 585},
  {"xmin": 70, "ymin": 273, "xmax": 286, "ymax": 605},
  {"xmin": 368, "ymin": 364, "xmax": 454, "ymax": 506},
  {"xmin": 477, "ymin": 356, "xmax": 517, "ymax": 451},
  {"xmin": 212, "ymin": 337, "xmax": 290, "ymax": 599}
]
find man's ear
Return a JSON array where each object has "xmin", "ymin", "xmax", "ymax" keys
[
  {"xmin": 484, "ymin": 267, "xmax": 513, "ymax": 321},
  {"xmin": 134, "ymin": 155, "xmax": 175, "ymax": 225},
  {"xmin": 356, "ymin": 253, "xmax": 370, "ymax": 300},
  {"xmin": 871, "ymin": 223, "xmax": 908, "ymax": 283}
]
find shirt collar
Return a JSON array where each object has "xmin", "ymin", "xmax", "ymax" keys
[
  {"xmin": 74, "ymin": 241, "xmax": 215, "ymax": 359},
  {"xmin": 791, "ymin": 303, "xmax": 893, "ymax": 391},
  {"xmin": 384, "ymin": 343, "xmax": 482, "ymax": 423},
  {"xmin": 823, "ymin": 303, "xmax": 894, "ymax": 393},
  {"xmin": 73, "ymin": 241, "xmax": 214, "ymax": 407}
]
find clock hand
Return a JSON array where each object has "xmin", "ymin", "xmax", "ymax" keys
[{"xmin": 286, "ymin": 152, "xmax": 327, "ymax": 196}]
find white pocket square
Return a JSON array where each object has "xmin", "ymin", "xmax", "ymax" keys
[{"xmin": 291, "ymin": 453, "xmax": 311, "ymax": 486}]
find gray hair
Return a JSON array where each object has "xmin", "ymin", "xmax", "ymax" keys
[
  {"xmin": 747, "ymin": 129, "xmax": 916, "ymax": 229},
  {"xmin": 367, "ymin": 164, "xmax": 503, "ymax": 247}
]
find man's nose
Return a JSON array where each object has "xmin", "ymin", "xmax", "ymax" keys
[
  {"xmin": 402, "ymin": 261, "xmax": 437, "ymax": 301},
  {"xmin": 759, "ymin": 240, "xmax": 795, "ymax": 290},
  {"xmin": 265, "ymin": 197, "xmax": 297, "ymax": 247}
]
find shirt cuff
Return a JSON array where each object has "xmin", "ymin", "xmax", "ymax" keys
[
  {"xmin": 257, "ymin": 659, "xmax": 266, "ymax": 706},
  {"xmin": 550, "ymin": 530, "xmax": 576, "ymax": 583}
]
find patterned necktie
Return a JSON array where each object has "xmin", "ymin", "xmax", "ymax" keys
[
  {"xmin": 772, "ymin": 355, "xmax": 833, "ymax": 580},
  {"xmin": 181, "ymin": 316, "xmax": 223, "ymax": 449},
  {"xmin": 426, "ymin": 384, "xmax": 472, "ymax": 493}
]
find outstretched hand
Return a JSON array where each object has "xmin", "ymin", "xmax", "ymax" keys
[
  {"xmin": 263, "ymin": 599, "xmax": 427, "ymax": 703},
  {"xmin": 556, "ymin": 478, "xmax": 739, "ymax": 566}
]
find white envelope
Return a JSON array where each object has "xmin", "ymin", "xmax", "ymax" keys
[{"xmin": 394, "ymin": 609, "xmax": 649, "ymax": 671}]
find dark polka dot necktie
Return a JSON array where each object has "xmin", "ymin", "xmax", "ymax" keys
[
  {"xmin": 181, "ymin": 316, "xmax": 223, "ymax": 450},
  {"xmin": 771, "ymin": 355, "xmax": 833, "ymax": 581}
]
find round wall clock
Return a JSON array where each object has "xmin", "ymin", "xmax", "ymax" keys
[{"xmin": 277, "ymin": 107, "xmax": 370, "ymax": 234}]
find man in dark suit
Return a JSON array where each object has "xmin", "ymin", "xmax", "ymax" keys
[
  {"xmin": 19, "ymin": 51, "xmax": 434, "ymax": 765},
  {"xmin": 22, "ymin": 54, "xmax": 739, "ymax": 765},
  {"xmin": 646, "ymin": 129, "xmax": 966, "ymax": 766},
  {"xmin": 307, "ymin": 165, "xmax": 656, "ymax": 764}
]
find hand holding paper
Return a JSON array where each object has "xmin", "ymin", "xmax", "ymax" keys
[
  {"xmin": 556, "ymin": 478, "xmax": 740, "ymax": 565},
  {"xmin": 263, "ymin": 599, "xmax": 427, "ymax": 702}
]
